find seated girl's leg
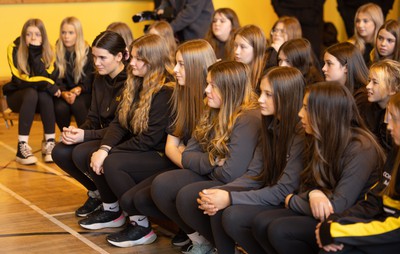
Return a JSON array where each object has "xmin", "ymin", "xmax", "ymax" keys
[
  {"xmin": 151, "ymin": 170, "xmax": 208, "ymax": 234},
  {"xmin": 37, "ymin": 90, "xmax": 55, "ymax": 135},
  {"xmin": 7, "ymin": 87, "xmax": 38, "ymax": 136},
  {"xmin": 258, "ymin": 213, "xmax": 319, "ymax": 254},
  {"xmin": 104, "ymin": 150, "xmax": 175, "ymax": 199},
  {"xmin": 70, "ymin": 93, "xmax": 91, "ymax": 127},
  {"xmin": 54, "ymin": 97, "xmax": 71, "ymax": 131},
  {"xmin": 53, "ymin": 142, "xmax": 97, "ymax": 191},
  {"xmin": 222, "ymin": 205, "xmax": 281, "ymax": 254},
  {"xmin": 177, "ymin": 181, "xmax": 222, "ymax": 246}
]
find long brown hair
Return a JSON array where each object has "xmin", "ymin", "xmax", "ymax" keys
[
  {"xmin": 17, "ymin": 19, "xmax": 54, "ymax": 75},
  {"xmin": 193, "ymin": 61, "xmax": 259, "ymax": 165},
  {"xmin": 171, "ymin": 39, "xmax": 217, "ymax": 140},
  {"xmin": 371, "ymin": 19, "xmax": 400, "ymax": 63},
  {"xmin": 300, "ymin": 83, "xmax": 385, "ymax": 196},
  {"xmin": 324, "ymin": 42, "xmax": 369, "ymax": 93},
  {"xmin": 118, "ymin": 34, "xmax": 174, "ymax": 134},
  {"xmin": 258, "ymin": 67, "xmax": 305, "ymax": 185},
  {"xmin": 205, "ymin": 8, "xmax": 240, "ymax": 60},
  {"xmin": 233, "ymin": 25, "xmax": 266, "ymax": 92}
]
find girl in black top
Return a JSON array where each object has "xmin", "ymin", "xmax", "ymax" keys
[
  {"xmin": 316, "ymin": 92, "xmax": 400, "ymax": 254},
  {"xmin": 4, "ymin": 18, "xmax": 60, "ymax": 165},
  {"xmin": 252, "ymin": 83, "xmax": 385, "ymax": 254},
  {"xmin": 53, "ymin": 16, "xmax": 94, "ymax": 131},
  {"xmin": 78, "ymin": 34, "xmax": 176, "ymax": 245},
  {"xmin": 52, "ymin": 31, "xmax": 128, "ymax": 218}
]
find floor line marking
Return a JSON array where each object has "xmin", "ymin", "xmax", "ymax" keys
[
  {"xmin": 0, "ymin": 183, "xmax": 109, "ymax": 254},
  {"xmin": 0, "ymin": 140, "xmax": 85, "ymax": 189}
]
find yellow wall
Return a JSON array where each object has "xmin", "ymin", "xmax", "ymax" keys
[{"xmin": 0, "ymin": 0, "xmax": 399, "ymax": 77}]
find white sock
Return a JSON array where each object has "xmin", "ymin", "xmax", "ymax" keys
[
  {"xmin": 102, "ymin": 201, "xmax": 119, "ymax": 212},
  {"xmin": 18, "ymin": 135, "xmax": 29, "ymax": 143},
  {"xmin": 44, "ymin": 133, "xmax": 56, "ymax": 141},
  {"xmin": 130, "ymin": 215, "xmax": 149, "ymax": 227},
  {"xmin": 187, "ymin": 231, "xmax": 209, "ymax": 245}
]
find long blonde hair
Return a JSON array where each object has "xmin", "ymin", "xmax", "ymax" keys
[
  {"xmin": 193, "ymin": 61, "xmax": 259, "ymax": 165},
  {"xmin": 17, "ymin": 19, "xmax": 54, "ymax": 75},
  {"xmin": 55, "ymin": 17, "xmax": 89, "ymax": 83},
  {"xmin": 352, "ymin": 3, "xmax": 384, "ymax": 54},
  {"xmin": 118, "ymin": 34, "xmax": 174, "ymax": 134},
  {"xmin": 171, "ymin": 40, "xmax": 217, "ymax": 139}
]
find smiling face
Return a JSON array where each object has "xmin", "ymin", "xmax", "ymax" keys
[
  {"xmin": 25, "ymin": 26, "xmax": 42, "ymax": 46},
  {"xmin": 92, "ymin": 46, "xmax": 122, "ymax": 78},
  {"xmin": 355, "ymin": 12, "xmax": 376, "ymax": 42},
  {"xmin": 205, "ymin": 72, "xmax": 222, "ymax": 109},
  {"xmin": 174, "ymin": 51, "xmax": 185, "ymax": 86},
  {"xmin": 298, "ymin": 92, "xmax": 312, "ymax": 134},
  {"xmin": 233, "ymin": 35, "xmax": 254, "ymax": 65},
  {"xmin": 129, "ymin": 46, "xmax": 148, "ymax": 78},
  {"xmin": 366, "ymin": 69, "xmax": 393, "ymax": 108},
  {"xmin": 322, "ymin": 52, "xmax": 347, "ymax": 85},
  {"xmin": 61, "ymin": 23, "xmax": 77, "ymax": 50},
  {"xmin": 212, "ymin": 12, "xmax": 232, "ymax": 42},
  {"xmin": 258, "ymin": 77, "xmax": 275, "ymax": 116},
  {"xmin": 376, "ymin": 29, "xmax": 396, "ymax": 58}
]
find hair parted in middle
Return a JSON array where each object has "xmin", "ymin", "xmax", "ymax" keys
[
  {"xmin": 170, "ymin": 39, "xmax": 217, "ymax": 140},
  {"xmin": 300, "ymin": 82, "xmax": 385, "ymax": 196},
  {"xmin": 193, "ymin": 60, "xmax": 259, "ymax": 166},
  {"xmin": 118, "ymin": 33, "xmax": 174, "ymax": 134}
]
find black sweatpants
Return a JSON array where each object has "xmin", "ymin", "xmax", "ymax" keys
[
  {"xmin": 54, "ymin": 93, "xmax": 91, "ymax": 131},
  {"xmin": 103, "ymin": 150, "xmax": 175, "ymax": 214},
  {"xmin": 151, "ymin": 170, "xmax": 210, "ymax": 234},
  {"xmin": 52, "ymin": 141, "xmax": 98, "ymax": 191},
  {"xmin": 7, "ymin": 87, "xmax": 55, "ymax": 135}
]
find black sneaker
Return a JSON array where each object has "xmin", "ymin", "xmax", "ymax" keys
[
  {"xmin": 75, "ymin": 196, "xmax": 102, "ymax": 217},
  {"xmin": 16, "ymin": 141, "xmax": 38, "ymax": 165},
  {"xmin": 106, "ymin": 222, "xmax": 157, "ymax": 247},
  {"xmin": 172, "ymin": 229, "xmax": 191, "ymax": 246},
  {"xmin": 78, "ymin": 209, "xmax": 126, "ymax": 230}
]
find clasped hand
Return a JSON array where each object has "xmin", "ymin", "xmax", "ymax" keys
[
  {"xmin": 61, "ymin": 126, "xmax": 84, "ymax": 145},
  {"xmin": 197, "ymin": 189, "xmax": 230, "ymax": 216}
]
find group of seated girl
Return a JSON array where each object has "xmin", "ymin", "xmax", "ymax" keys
[{"xmin": 5, "ymin": 3, "xmax": 400, "ymax": 254}]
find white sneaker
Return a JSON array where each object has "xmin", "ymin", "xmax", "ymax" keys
[{"xmin": 42, "ymin": 139, "xmax": 56, "ymax": 163}]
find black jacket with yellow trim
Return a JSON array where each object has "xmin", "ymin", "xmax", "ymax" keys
[
  {"xmin": 319, "ymin": 147, "xmax": 400, "ymax": 247},
  {"xmin": 3, "ymin": 37, "xmax": 57, "ymax": 95}
]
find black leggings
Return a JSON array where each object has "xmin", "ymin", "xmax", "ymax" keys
[
  {"xmin": 7, "ymin": 87, "xmax": 55, "ymax": 135},
  {"xmin": 222, "ymin": 204, "xmax": 282, "ymax": 254},
  {"xmin": 52, "ymin": 141, "xmax": 98, "ymax": 191},
  {"xmin": 151, "ymin": 170, "xmax": 210, "ymax": 234},
  {"xmin": 103, "ymin": 150, "xmax": 175, "ymax": 213},
  {"xmin": 177, "ymin": 181, "xmax": 239, "ymax": 254},
  {"xmin": 252, "ymin": 208, "xmax": 319, "ymax": 254},
  {"xmin": 71, "ymin": 140, "xmax": 118, "ymax": 203},
  {"xmin": 54, "ymin": 93, "xmax": 91, "ymax": 131}
]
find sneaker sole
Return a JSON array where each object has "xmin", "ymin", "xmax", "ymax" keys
[
  {"xmin": 43, "ymin": 154, "xmax": 53, "ymax": 163},
  {"xmin": 172, "ymin": 238, "xmax": 191, "ymax": 247},
  {"xmin": 79, "ymin": 214, "xmax": 126, "ymax": 230},
  {"xmin": 107, "ymin": 230, "xmax": 157, "ymax": 248},
  {"xmin": 16, "ymin": 156, "xmax": 38, "ymax": 165},
  {"xmin": 75, "ymin": 205, "xmax": 102, "ymax": 217}
]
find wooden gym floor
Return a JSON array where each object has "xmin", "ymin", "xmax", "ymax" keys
[{"xmin": 0, "ymin": 120, "xmax": 181, "ymax": 254}]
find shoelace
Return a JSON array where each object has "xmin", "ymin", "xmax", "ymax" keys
[{"xmin": 19, "ymin": 143, "xmax": 33, "ymax": 158}]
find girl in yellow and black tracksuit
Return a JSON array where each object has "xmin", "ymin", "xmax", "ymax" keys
[
  {"xmin": 318, "ymin": 93, "xmax": 400, "ymax": 254},
  {"xmin": 3, "ymin": 19, "xmax": 60, "ymax": 165}
]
